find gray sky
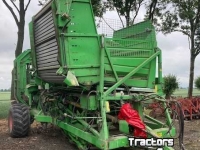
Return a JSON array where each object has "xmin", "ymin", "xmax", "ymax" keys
[{"xmin": 0, "ymin": 1, "xmax": 199, "ymax": 89}]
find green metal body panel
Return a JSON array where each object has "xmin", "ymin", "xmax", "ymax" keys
[
  {"xmin": 12, "ymin": 0, "xmax": 177, "ymax": 149},
  {"xmin": 13, "ymin": 50, "xmax": 32, "ymax": 103},
  {"xmin": 119, "ymin": 120, "xmax": 129, "ymax": 134},
  {"xmin": 29, "ymin": 0, "xmax": 161, "ymax": 90}
]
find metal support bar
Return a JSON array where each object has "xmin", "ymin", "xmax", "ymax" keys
[
  {"xmin": 144, "ymin": 114, "xmax": 166, "ymax": 127},
  {"xmin": 158, "ymin": 48, "xmax": 163, "ymax": 84},
  {"xmin": 99, "ymin": 37, "xmax": 109, "ymax": 141},
  {"xmin": 105, "ymin": 95, "xmax": 132, "ymax": 100},
  {"xmin": 105, "ymin": 48, "xmax": 119, "ymax": 81},
  {"xmin": 104, "ymin": 51, "xmax": 161, "ymax": 96},
  {"xmin": 62, "ymin": 33, "xmax": 99, "ymax": 37},
  {"xmin": 64, "ymin": 113, "xmax": 102, "ymax": 119},
  {"xmin": 66, "ymin": 109, "xmax": 100, "ymax": 137},
  {"xmin": 163, "ymin": 103, "xmax": 172, "ymax": 126}
]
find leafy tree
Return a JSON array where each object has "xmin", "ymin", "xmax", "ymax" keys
[
  {"xmin": 106, "ymin": 0, "xmax": 144, "ymax": 27},
  {"xmin": 150, "ymin": 0, "xmax": 200, "ymax": 98},
  {"xmin": 3, "ymin": 0, "xmax": 31, "ymax": 57},
  {"xmin": 3, "ymin": 0, "xmax": 31, "ymax": 100},
  {"xmin": 91, "ymin": 0, "xmax": 105, "ymax": 17},
  {"xmin": 145, "ymin": 0, "xmax": 167, "ymax": 23},
  {"xmin": 146, "ymin": 0, "xmax": 158, "ymax": 21},
  {"xmin": 163, "ymin": 74, "xmax": 179, "ymax": 99},
  {"xmin": 195, "ymin": 76, "xmax": 200, "ymax": 90}
]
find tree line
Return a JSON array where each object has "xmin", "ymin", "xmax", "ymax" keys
[
  {"xmin": 3, "ymin": 0, "xmax": 200, "ymax": 99},
  {"xmin": 0, "ymin": 89, "xmax": 11, "ymax": 92}
]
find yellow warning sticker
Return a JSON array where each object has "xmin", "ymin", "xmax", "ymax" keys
[{"xmin": 157, "ymin": 132, "xmax": 162, "ymax": 137}]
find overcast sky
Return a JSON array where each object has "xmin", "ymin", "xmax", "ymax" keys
[{"xmin": 0, "ymin": 1, "xmax": 199, "ymax": 89}]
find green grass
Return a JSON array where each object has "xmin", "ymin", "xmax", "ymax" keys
[
  {"xmin": 173, "ymin": 88, "xmax": 200, "ymax": 97},
  {"xmin": 0, "ymin": 92, "xmax": 10, "ymax": 101},
  {"xmin": 0, "ymin": 101, "xmax": 10, "ymax": 119},
  {"xmin": 0, "ymin": 92, "xmax": 11, "ymax": 119}
]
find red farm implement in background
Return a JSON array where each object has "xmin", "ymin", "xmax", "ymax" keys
[
  {"xmin": 148, "ymin": 96, "xmax": 200, "ymax": 120},
  {"xmin": 177, "ymin": 98, "xmax": 198, "ymax": 120}
]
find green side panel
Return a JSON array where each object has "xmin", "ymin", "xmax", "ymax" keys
[
  {"xmin": 103, "ymin": 21, "xmax": 158, "ymax": 89},
  {"xmin": 14, "ymin": 50, "xmax": 32, "ymax": 103},
  {"xmin": 67, "ymin": 37, "xmax": 100, "ymax": 66},
  {"xmin": 63, "ymin": 0, "xmax": 101, "ymax": 84},
  {"xmin": 104, "ymin": 64, "xmax": 149, "ymax": 76},
  {"xmin": 104, "ymin": 37, "xmax": 157, "ymax": 88},
  {"xmin": 119, "ymin": 120, "xmax": 129, "ymax": 134},
  {"xmin": 67, "ymin": 0, "xmax": 97, "ymax": 34}
]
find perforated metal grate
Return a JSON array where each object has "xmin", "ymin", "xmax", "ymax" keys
[{"xmin": 110, "ymin": 49, "xmax": 151, "ymax": 57}]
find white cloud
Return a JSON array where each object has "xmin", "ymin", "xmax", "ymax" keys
[
  {"xmin": 0, "ymin": 77, "xmax": 5, "ymax": 81},
  {"xmin": 157, "ymin": 32, "xmax": 200, "ymax": 87}
]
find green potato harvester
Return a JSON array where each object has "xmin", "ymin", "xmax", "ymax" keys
[{"xmin": 8, "ymin": 0, "xmax": 184, "ymax": 150}]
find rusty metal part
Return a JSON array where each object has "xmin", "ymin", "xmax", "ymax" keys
[{"xmin": 148, "ymin": 96, "xmax": 200, "ymax": 120}]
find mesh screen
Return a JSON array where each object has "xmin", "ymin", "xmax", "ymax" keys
[
  {"xmin": 97, "ymin": 18, "xmax": 150, "ymax": 38},
  {"xmin": 100, "ymin": 18, "xmax": 124, "ymax": 37}
]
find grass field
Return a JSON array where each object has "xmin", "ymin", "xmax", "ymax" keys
[
  {"xmin": 0, "ymin": 92, "xmax": 10, "ymax": 101},
  {"xmin": 0, "ymin": 92, "xmax": 11, "ymax": 119},
  {"xmin": 173, "ymin": 88, "xmax": 200, "ymax": 97}
]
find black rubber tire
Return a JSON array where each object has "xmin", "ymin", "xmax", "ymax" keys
[{"xmin": 8, "ymin": 103, "xmax": 30, "ymax": 138}]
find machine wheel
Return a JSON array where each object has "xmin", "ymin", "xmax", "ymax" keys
[{"xmin": 8, "ymin": 103, "xmax": 30, "ymax": 138}]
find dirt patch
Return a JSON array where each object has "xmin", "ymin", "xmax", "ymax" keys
[
  {"xmin": 183, "ymin": 120, "xmax": 200, "ymax": 150},
  {"xmin": 0, "ymin": 119, "xmax": 199, "ymax": 150},
  {"xmin": 0, "ymin": 119, "xmax": 76, "ymax": 150}
]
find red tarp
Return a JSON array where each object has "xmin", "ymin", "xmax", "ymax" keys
[{"xmin": 118, "ymin": 103, "xmax": 147, "ymax": 138}]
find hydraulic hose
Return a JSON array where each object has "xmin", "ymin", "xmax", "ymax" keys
[{"xmin": 175, "ymin": 101, "xmax": 185, "ymax": 150}]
